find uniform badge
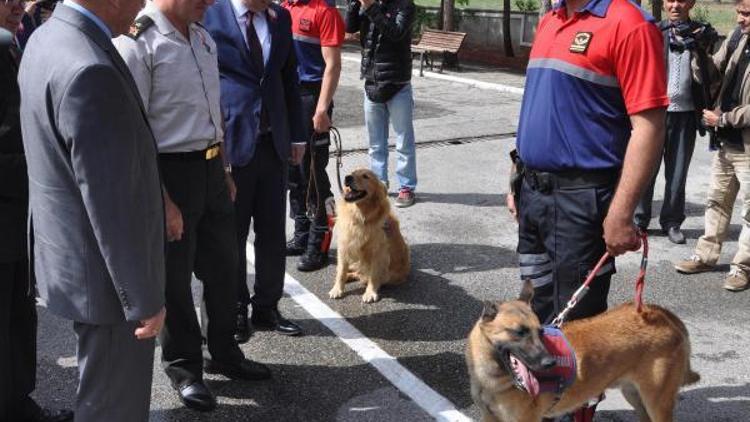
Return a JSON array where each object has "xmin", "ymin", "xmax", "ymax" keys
[
  {"xmin": 569, "ymin": 32, "xmax": 592, "ymax": 54},
  {"xmin": 300, "ymin": 18, "xmax": 312, "ymax": 32},
  {"xmin": 126, "ymin": 16, "xmax": 154, "ymax": 40}
]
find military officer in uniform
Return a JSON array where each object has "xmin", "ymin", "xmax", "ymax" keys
[{"xmin": 114, "ymin": 0, "xmax": 272, "ymax": 412}]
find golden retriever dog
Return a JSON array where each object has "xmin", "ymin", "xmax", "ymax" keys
[
  {"xmin": 329, "ymin": 168, "xmax": 410, "ymax": 303},
  {"xmin": 466, "ymin": 281, "xmax": 700, "ymax": 422}
]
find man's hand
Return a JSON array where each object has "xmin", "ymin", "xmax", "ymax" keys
[
  {"xmin": 135, "ymin": 306, "xmax": 166, "ymax": 340},
  {"xmin": 603, "ymin": 211, "xmax": 641, "ymax": 256},
  {"xmin": 703, "ymin": 109, "xmax": 721, "ymax": 127},
  {"xmin": 358, "ymin": 0, "xmax": 375, "ymax": 9},
  {"xmin": 164, "ymin": 195, "xmax": 184, "ymax": 242},
  {"xmin": 225, "ymin": 172, "xmax": 237, "ymax": 202},
  {"xmin": 290, "ymin": 143, "xmax": 306, "ymax": 166},
  {"xmin": 313, "ymin": 109, "xmax": 332, "ymax": 134},
  {"xmin": 506, "ymin": 194, "xmax": 518, "ymax": 222}
]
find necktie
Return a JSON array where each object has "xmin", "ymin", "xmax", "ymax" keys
[
  {"xmin": 246, "ymin": 11, "xmax": 270, "ymax": 134},
  {"xmin": 8, "ymin": 40, "xmax": 21, "ymax": 69},
  {"xmin": 246, "ymin": 12, "xmax": 264, "ymax": 72}
]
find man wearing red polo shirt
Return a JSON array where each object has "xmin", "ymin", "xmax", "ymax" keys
[
  {"xmin": 283, "ymin": 0, "xmax": 345, "ymax": 272},
  {"xmin": 508, "ymin": 0, "xmax": 668, "ymax": 419}
]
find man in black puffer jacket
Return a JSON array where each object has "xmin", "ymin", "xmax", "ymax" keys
[{"xmin": 346, "ymin": 0, "xmax": 418, "ymax": 208}]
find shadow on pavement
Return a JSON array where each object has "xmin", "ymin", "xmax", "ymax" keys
[{"xmin": 598, "ymin": 383, "xmax": 750, "ymax": 422}]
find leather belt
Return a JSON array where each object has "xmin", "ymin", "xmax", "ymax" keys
[
  {"xmin": 524, "ymin": 168, "xmax": 618, "ymax": 192},
  {"xmin": 159, "ymin": 144, "xmax": 220, "ymax": 161}
]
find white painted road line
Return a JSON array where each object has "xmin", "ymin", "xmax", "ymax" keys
[
  {"xmin": 341, "ymin": 55, "xmax": 525, "ymax": 95},
  {"xmin": 246, "ymin": 246, "xmax": 472, "ymax": 422}
]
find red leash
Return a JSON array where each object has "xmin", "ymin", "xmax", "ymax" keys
[{"xmin": 551, "ymin": 231, "xmax": 649, "ymax": 327}]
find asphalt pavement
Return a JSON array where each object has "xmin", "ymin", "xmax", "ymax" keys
[{"xmin": 32, "ymin": 47, "xmax": 750, "ymax": 421}]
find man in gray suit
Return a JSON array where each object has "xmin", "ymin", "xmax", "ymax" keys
[{"xmin": 19, "ymin": 1, "xmax": 166, "ymax": 420}]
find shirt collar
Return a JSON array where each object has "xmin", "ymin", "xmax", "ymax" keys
[
  {"xmin": 62, "ymin": 0, "xmax": 113, "ymax": 38},
  {"xmin": 553, "ymin": 0, "xmax": 612, "ymax": 18},
  {"xmin": 231, "ymin": 0, "xmax": 269, "ymax": 20}
]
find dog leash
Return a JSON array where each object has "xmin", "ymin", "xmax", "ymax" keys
[
  {"xmin": 551, "ymin": 231, "xmax": 649, "ymax": 328},
  {"xmin": 305, "ymin": 126, "xmax": 344, "ymax": 219}
]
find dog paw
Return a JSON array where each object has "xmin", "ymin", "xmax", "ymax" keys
[
  {"xmin": 362, "ymin": 291, "xmax": 380, "ymax": 303},
  {"xmin": 329, "ymin": 287, "xmax": 344, "ymax": 299}
]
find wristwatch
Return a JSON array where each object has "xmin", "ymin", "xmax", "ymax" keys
[
  {"xmin": 719, "ymin": 113, "xmax": 727, "ymax": 128},
  {"xmin": 224, "ymin": 164, "xmax": 232, "ymax": 173}
]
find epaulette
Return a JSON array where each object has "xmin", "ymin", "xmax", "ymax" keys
[{"xmin": 126, "ymin": 15, "xmax": 155, "ymax": 40}]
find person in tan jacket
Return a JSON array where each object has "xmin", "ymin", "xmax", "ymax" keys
[{"xmin": 675, "ymin": 0, "xmax": 750, "ymax": 292}]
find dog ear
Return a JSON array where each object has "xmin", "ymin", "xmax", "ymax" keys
[
  {"xmin": 481, "ymin": 301, "xmax": 498, "ymax": 321},
  {"xmin": 519, "ymin": 279, "xmax": 534, "ymax": 304}
]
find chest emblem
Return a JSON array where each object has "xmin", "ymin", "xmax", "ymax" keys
[
  {"xmin": 569, "ymin": 32, "xmax": 592, "ymax": 54},
  {"xmin": 299, "ymin": 18, "xmax": 312, "ymax": 32}
]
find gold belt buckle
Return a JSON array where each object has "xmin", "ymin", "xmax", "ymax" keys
[{"xmin": 205, "ymin": 145, "xmax": 219, "ymax": 160}]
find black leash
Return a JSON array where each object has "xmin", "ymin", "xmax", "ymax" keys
[{"xmin": 305, "ymin": 126, "xmax": 343, "ymax": 219}]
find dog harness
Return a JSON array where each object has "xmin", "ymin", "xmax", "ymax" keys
[{"xmin": 509, "ymin": 326, "xmax": 576, "ymax": 398}]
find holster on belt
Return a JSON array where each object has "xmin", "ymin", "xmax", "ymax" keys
[{"xmin": 509, "ymin": 149, "xmax": 524, "ymax": 203}]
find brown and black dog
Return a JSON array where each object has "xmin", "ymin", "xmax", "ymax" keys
[
  {"xmin": 329, "ymin": 168, "xmax": 410, "ymax": 303},
  {"xmin": 466, "ymin": 281, "xmax": 700, "ymax": 422}
]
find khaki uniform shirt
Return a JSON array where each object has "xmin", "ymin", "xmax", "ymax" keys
[{"xmin": 113, "ymin": 4, "xmax": 223, "ymax": 153}]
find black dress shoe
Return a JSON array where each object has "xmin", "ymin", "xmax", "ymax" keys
[
  {"xmin": 176, "ymin": 381, "xmax": 216, "ymax": 412},
  {"xmin": 666, "ymin": 226, "xmax": 686, "ymax": 244},
  {"xmin": 285, "ymin": 238, "xmax": 306, "ymax": 256},
  {"xmin": 204, "ymin": 357, "xmax": 272, "ymax": 381},
  {"xmin": 234, "ymin": 303, "xmax": 251, "ymax": 344},
  {"xmin": 251, "ymin": 308, "xmax": 303, "ymax": 336},
  {"xmin": 296, "ymin": 249, "xmax": 329, "ymax": 272},
  {"xmin": 24, "ymin": 408, "xmax": 74, "ymax": 422}
]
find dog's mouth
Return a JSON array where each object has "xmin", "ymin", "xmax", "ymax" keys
[
  {"xmin": 344, "ymin": 187, "xmax": 367, "ymax": 202},
  {"xmin": 493, "ymin": 347, "xmax": 540, "ymax": 395}
]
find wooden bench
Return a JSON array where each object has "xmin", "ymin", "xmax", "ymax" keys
[{"xmin": 412, "ymin": 29, "xmax": 467, "ymax": 76}]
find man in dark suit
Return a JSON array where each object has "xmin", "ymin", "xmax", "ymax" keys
[
  {"xmin": 204, "ymin": 0, "xmax": 306, "ymax": 342},
  {"xmin": 19, "ymin": 1, "xmax": 166, "ymax": 420},
  {"xmin": 0, "ymin": 5, "xmax": 72, "ymax": 420}
]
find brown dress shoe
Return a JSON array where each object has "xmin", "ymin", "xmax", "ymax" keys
[
  {"xmin": 723, "ymin": 268, "xmax": 750, "ymax": 292},
  {"xmin": 675, "ymin": 255, "xmax": 714, "ymax": 274}
]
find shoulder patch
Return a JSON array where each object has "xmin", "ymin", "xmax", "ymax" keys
[{"xmin": 126, "ymin": 16, "xmax": 155, "ymax": 40}]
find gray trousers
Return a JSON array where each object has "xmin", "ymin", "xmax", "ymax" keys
[
  {"xmin": 74, "ymin": 321, "xmax": 155, "ymax": 422},
  {"xmin": 635, "ymin": 111, "xmax": 697, "ymax": 230}
]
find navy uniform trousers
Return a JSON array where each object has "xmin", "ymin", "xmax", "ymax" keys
[
  {"xmin": 517, "ymin": 170, "xmax": 617, "ymax": 323},
  {"xmin": 288, "ymin": 82, "xmax": 334, "ymax": 252},
  {"xmin": 159, "ymin": 153, "xmax": 243, "ymax": 387}
]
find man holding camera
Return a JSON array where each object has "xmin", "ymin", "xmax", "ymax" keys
[
  {"xmin": 346, "ymin": 0, "xmax": 418, "ymax": 207},
  {"xmin": 635, "ymin": 0, "xmax": 715, "ymax": 245},
  {"xmin": 675, "ymin": 0, "xmax": 750, "ymax": 292}
]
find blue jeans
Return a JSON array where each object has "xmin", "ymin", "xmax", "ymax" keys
[{"xmin": 363, "ymin": 83, "xmax": 417, "ymax": 191}]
